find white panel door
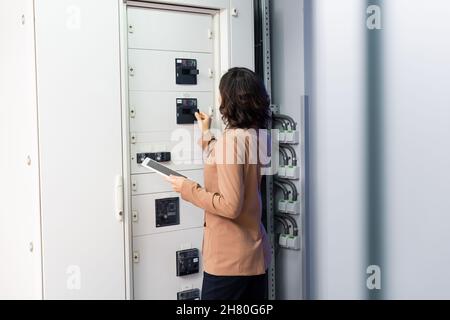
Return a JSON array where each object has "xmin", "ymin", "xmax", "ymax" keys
[
  {"xmin": 129, "ymin": 92, "xmax": 213, "ymax": 133},
  {"xmin": 230, "ymin": 0, "xmax": 255, "ymax": 70},
  {"xmin": 128, "ymin": 50, "xmax": 214, "ymax": 92},
  {"xmin": 132, "ymin": 193, "xmax": 204, "ymax": 237},
  {"xmin": 0, "ymin": 0, "xmax": 42, "ymax": 300},
  {"xmin": 131, "ymin": 170, "xmax": 204, "ymax": 196},
  {"xmin": 128, "ymin": 7, "xmax": 214, "ymax": 53},
  {"xmin": 34, "ymin": 0, "xmax": 126, "ymax": 299},
  {"xmin": 133, "ymin": 229, "xmax": 204, "ymax": 300}
]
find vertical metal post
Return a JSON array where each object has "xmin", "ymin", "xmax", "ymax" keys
[
  {"xmin": 261, "ymin": 0, "xmax": 276, "ymax": 300},
  {"xmin": 365, "ymin": 0, "xmax": 385, "ymax": 300}
]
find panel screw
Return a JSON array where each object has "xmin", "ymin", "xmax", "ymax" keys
[
  {"xmin": 21, "ymin": 14, "xmax": 25, "ymax": 25},
  {"xmin": 26, "ymin": 156, "xmax": 31, "ymax": 166},
  {"xmin": 29, "ymin": 242, "xmax": 34, "ymax": 252}
]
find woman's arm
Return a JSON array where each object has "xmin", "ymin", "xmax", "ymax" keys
[
  {"xmin": 200, "ymin": 130, "xmax": 217, "ymax": 153},
  {"xmin": 195, "ymin": 112, "xmax": 217, "ymax": 152},
  {"xmin": 180, "ymin": 162, "xmax": 244, "ymax": 220},
  {"xmin": 167, "ymin": 133, "xmax": 246, "ymax": 220}
]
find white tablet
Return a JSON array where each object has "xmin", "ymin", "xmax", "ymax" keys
[{"xmin": 140, "ymin": 158, "xmax": 187, "ymax": 178}]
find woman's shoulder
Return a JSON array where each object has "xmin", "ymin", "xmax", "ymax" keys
[
  {"xmin": 212, "ymin": 129, "xmax": 263, "ymax": 165},
  {"xmin": 221, "ymin": 128, "xmax": 261, "ymax": 139}
]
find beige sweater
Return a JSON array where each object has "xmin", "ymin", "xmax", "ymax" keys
[{"xmin": 181, "ymin": 129, "xmax": 271, "ymax": 276}]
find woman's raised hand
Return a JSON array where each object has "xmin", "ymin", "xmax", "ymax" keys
[{"xmin": 195, "ymin": 112, "xmax": 211, "ymax": 134}]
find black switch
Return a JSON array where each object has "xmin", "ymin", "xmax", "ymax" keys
[
  {"xmin": 177, "ymin": 289, "xmax": 201, "ymax": 300},
  {"xmin": 177, "ymin": 98, "xmax": 199, "ymax": 125},
  {"xmin": 155, "ymin": 198, "xmax": 180, "ymax": 228},
  {"xmin": 176, "ymin": 59, "xmax": 199, "ymax": 85},
  {"xmin": 176, "ymin": 249, "xmax": 200, "ymax": 277}
]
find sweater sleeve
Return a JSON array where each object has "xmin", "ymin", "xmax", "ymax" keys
[
  {"xmin": 181, "ymin": 134, "xmax": 245, "ymax": 220},
  {"xmin": 199, "ymin": 130, "xmax": 217, "ymax": 153}
]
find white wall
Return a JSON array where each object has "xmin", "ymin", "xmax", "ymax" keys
[
  {"xmin": 384, "ymin": 0, "xmax": 450, "ymax": 299},
  {"xmin": 304, "ymin": 0, "xmax": 366, "ymax": 299},
  {"xmin": 303, "ymin": 0, "xmax": 450, "ymax": 300},
  {"xmin": 0, "ymin": 0, "xmax": 43, "ymax": 299}
]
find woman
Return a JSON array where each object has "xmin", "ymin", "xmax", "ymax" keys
[{"xmin": 166, "ymin": 67, "xmax": 271, "ymax": 300}]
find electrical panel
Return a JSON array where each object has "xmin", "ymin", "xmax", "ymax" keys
[
  {"xmin": 177, "ymin": 289, "xmax": 201, "ymax": 300},
  {"xmin": 1, "ymin": 0, "xmax": 258, "ymax": 301},
  {"xmin": 155, "ymin": 198, "xmax": 180, "ymax": 228},
  {"xmin": 177, "ymin": 98, "xmax": 199, "ymax": 124},
  {"xmin": 176, "ymin": 59, "xmax": 199, "ymax": 85},
  {"xmin": 128, "ymin": 5, "xmax": 213, "ymax": 300},
  {"xmin": 176, "ymin": 249, "xmax": 200, "ymax": 277}
]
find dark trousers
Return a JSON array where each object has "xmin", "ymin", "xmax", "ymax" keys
[{"xmin": 201, "ymin": 272, "xmax": 268, "ymax": 300}]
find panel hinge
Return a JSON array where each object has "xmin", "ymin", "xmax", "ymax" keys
[
  {"xmin": 133, "ymin": 251, "xmax": 140, "ymax": 263},
  {"xmin": 132, "ymin": 210, "xmax": 139, "ymax": 222},
  {"xmin": 130, "ymin": 106, "xmax": 136, "ymax": 119},
  {"xmin": 115, "ymin": 175, "xmax": 124, "ymax": 222}
]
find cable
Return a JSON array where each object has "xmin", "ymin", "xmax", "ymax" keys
[
  {"xmin": 281, "ymin": 145, "xmax": 298, "ymax": 166},
  {"xmin": 273, "ymin": 118, "xmax": 288, "ymax": 131},
  {"xmin": 275, "ymin": 179, "xmax": 298, "ymax": 201},
  {"xmin": 274, "ymin": 216, "xmax": 290, "ymax": 235},
  {"xmin": 274, "ymin": 181, "xmax": 290, "ymax": 200},
  {"xmin": 276, "ymin": 214, "xmax": 299, "ymax": 236},
  {"xmin": 274, "ymin": 114, "xmax": 297, "ymax": 131},
  {"xmin": 278, "ymin": 148, "xmax": 289, "ymax": 166}
]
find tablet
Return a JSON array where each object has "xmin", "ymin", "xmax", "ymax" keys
[{"xmin": 140, "ymin": 158, "xmax": 187, "ymax": 178}]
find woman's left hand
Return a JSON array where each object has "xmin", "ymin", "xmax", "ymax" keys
[{"xmin": 165, "ymin": 175, "xmax": 187, "ymax": 193}]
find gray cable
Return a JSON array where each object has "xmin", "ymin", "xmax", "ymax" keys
[
  {"xmin": 274, "ymin": 181, "xmax": 290, "ymax": 200},
  {"xmin": 281, "ymin": 145, "xmax": 298, "ymax": 166},
  {"xmin": 275, "ymin": 179, "xmax": 298, "ymax": 201},
  {"xmin": 278, "ymin": 148, "xmax": 289, "ymax": 166},
  {"xmin": 276, "ymin": 214, "xmax": 299, "ymax": 236},
  {"xmin": 274, "ymin": 216, "xmax": 290, "ymax": 235},
  {"xmin": 273, "ymin": 118, "xmax": 288, "ymax": 131},
  {"xmin": 274, "ymin": 114, "xmax": 297, "ymax": 131}
]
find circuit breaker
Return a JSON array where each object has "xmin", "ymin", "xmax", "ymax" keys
[
  {"xmin": 155, "ymin": 198, "xmax": 180, "ymax": 228},
  {"xmin": 177, "ymin": 98, "xmax": 199, "ymax": 124},
  {"xmin": 176, "ymin": 59, "xmax": 199, "ymax": 85},
  {"xmin": 176, "ymin": 249, "xmax": 200, "ymax": 277}
]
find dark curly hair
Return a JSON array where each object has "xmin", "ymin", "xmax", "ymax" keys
[{"xmin": 219, "ymin": 67, "xmax": 271, "ymax": 130}]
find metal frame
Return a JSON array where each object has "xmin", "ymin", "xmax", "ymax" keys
[
  {"xmin": 259, "ymin": 0, "xmax": 276, "ymax": 300},
  {"xmin": 301, "ymin": 95, "xmax": 309, "ymax": 299}
]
